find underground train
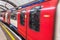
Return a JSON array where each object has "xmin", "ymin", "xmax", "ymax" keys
[
  {"xmin": 3, "ymin": 11, "xmax": 10, "ymax": 24},
  {"xmin": 0, "ymin": 0, "xmax": 59, "ymax": 40}
]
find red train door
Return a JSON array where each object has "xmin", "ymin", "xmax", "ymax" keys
[
  {"xmin": 17, "ymin": 9, "xmax": 27, "ymax": 39},
  {"xmin": 26, "ymin": 0, "xmax": 58, "ymax": 40}
]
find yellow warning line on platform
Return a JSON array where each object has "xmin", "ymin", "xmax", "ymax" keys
[{"xmin": 0, "ymin": 22, "xmax": 15, "ymax": 40}]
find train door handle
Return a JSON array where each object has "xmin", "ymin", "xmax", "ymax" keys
[{"xmin": 25, "ymin": 15, "xmax": 27, "ymax": 19}]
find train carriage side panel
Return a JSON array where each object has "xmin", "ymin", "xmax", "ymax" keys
[
  {"xmin": 27, "ymin": 0, "xmax": 58, "ymax": 40},
  {"xmin": 17, "ymin": 0, "xmax": 58, "ymax": 40},
  {"xmin": 26, "ymin": 0, "xmax": 58, "ymax": 40}
]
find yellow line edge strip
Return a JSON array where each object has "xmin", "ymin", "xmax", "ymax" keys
[{"xmin": 0, "ymin": 22, "xmax": 15, "ymax": 40}]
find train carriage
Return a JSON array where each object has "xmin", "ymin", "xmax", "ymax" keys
[
  {"xmin": 17, "ymin": 0, "xmax": 58, "ymax": 40},
  {"xmin": 0, "ymin": 0, "xmax": 59, "ymax": 40}
]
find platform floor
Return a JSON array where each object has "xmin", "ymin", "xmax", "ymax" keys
[
  {"xmin": 0, "ymin": 21, "xmax": 21, "ymax": 40},
  {"xmin": 0, "ymin": 27, "xmax": 7, "ymax": 40}
]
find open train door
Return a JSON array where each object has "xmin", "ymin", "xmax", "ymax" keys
[{"xmin": 26, "ymin": 0, "xmax": 58, "ymax": 40}]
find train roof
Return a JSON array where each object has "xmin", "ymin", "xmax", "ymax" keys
[{"xmin": 19, "ymin": 0, "xmax": 45, "ymax": 8}]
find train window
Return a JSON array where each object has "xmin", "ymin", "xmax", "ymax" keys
[
  {"xmin": 20, "ymin": 10, "xmax": 26, "ymax": 25},
  {"xmin": 11, "ymin": 14, "xmax": 17, "ymax": 20},
  {"xmin": 29, "ymin": 6, "xmax": 41, "ymax": 31},
  {"xmin": 10, "ymin": 13, "xmax": 17, "ymax": 27}
]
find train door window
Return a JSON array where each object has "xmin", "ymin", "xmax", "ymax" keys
[
  {"xmin": 29, "ymin": 6, "xmax": 41, "ymax": 31},
  {"xmin": 20, "ymin": 10, "xmax": 26, "ymax": 25}
]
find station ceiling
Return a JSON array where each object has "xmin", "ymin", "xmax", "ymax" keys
[{"xmin": 0, "ymin": 0, "xmax": 34, "ymax": 11}]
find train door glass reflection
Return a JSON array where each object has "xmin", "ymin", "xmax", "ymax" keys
[
  {"xmin": 29, "ymin": 6, "xmax": 41, "ymax": 31},
  {"xmin": 10, "ymin": 12, "xmax": 17, "ymax": 27},
  {"xmin": 20, "ymin": 10, "xmax": 26, "ymax": 25}
]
